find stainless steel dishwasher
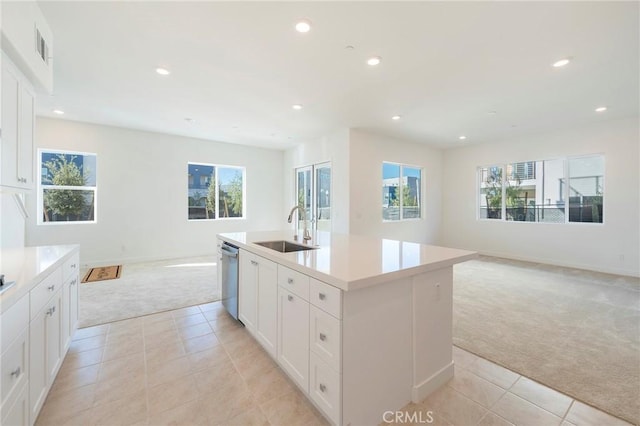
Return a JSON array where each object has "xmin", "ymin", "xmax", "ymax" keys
[{"xmin": 220, "ymin": 241, "xmax": 240, "ymax": 320}]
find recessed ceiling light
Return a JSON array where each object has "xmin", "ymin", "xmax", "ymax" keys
[
  {"xmin": 156, "ymin": 67, "xmax": 170, "ymax": 75},
  {"xmin": 367, "ymin": 56, "xmax": 381, "ymax": 66},
  {"xmin": 292, "ymin": 104, "xmax": 303, "ymax": 110},
  {"xmin": 295, "ymin": 19, "xmax": 312, "ymax": 33},
  {"xmin": 52, "ymin": 109, "xmax": 64, "ymax": 115},
  {"xmin": 552, "ymin": 58, "xmax": 570, "ymax": 68},
  {"xmin": 595, "ymin": 106, "xmax": 607, "ymax": 112},
  {"xmin": 459, "ymin": 136, "xmax": 467, "ymax": 140},
  {"xmin": 392, "ymin": 115, "xmax": 401, "ymax": 121}
]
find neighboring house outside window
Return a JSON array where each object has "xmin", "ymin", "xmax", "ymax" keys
[
  {"xmin": 382, "ymin": 162, "xmax": 422, "ymax": 221},
  {"xmin": 477, "ymin": 155, "xmax": 604, "ymax": 224},
  {"xmin": 188, "ymin": 163, "xmax": 245, "ymax": 220},
  {"xmin": 38, "ymin": 150, "xmax": 97, "ymax": 224}
]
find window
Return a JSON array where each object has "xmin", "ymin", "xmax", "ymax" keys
[
  {"xmin": 38, "ymin": 150, "xmax": 97, "ymax": 224},
  {"xmin": 294, "ymin": 162, "xmax": 331, "ymax": 232},
  {"xmin": 568, "ymin": 156, "xmax": 604, "ymax": 223},
  {"xmin": 382, "ymin": 162, "xmax": 422, "ymax": 221},
  {"xmin": 477, "ymin": 155, "xmax": 604, "ymax": 224},
  {"xmin": 188, "ymin": 163, "xmax": 245, "ymax": 220}
]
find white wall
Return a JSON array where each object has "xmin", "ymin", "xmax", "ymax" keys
[
  {"xmin": 441, "ymin": 117, "xmax": 640, "ymax": 277},
  {"xmin": 349, "ymin": 129, "xmax": 443, "ymax": 244},
  {"xmin": 26, "ymin": 118, "xmax": 284, "ymax": 266},
  {"xmin": 284, "ymin": 128, "xmax": 351, "ymax": 234}
]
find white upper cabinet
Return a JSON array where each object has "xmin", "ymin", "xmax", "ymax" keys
[
  {"xmin": 1, "ymin": 1, "xmax": 54, "ymax": 93},
  {"xmin": 1, "ymin": 53, "xmax": 36, "ymax": 191}
]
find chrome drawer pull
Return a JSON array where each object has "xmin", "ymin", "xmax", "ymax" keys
[
  {"xmin": 46, "ymin": 306, "xmax": 56, "ymax": 316},
  {"xmin": 287, "ymin": 278, "xmax": 294, "ymax": 284},
  {"xmin": 10, "ymin": 367, "xmax": 21, "ymax": 378},
  {"xmin": 71, "ymin": 279, "xmax": 77, "ymax": 286},
  {"xmin": 318, "ymin": 293, "xmax": 326, "ymax": 300},
  {"xmin": 47, "ymin": 285, "xmax": 55, "ymax": 291},
  {"xmin": 251, "ymin": 260, "xmax": 258, "ymax": 266},
  {"xmin": 287, "ymin": 295, "xmax": 293, "ymax": 302},
  {"xmin": 319, "ymin": 333, "xmax": 327, "ymax": 341},
  {"xmin": 319, "ymin": 383, "xmax": 326, "ymax": 392},
  {"xmin": 71, "ymin": 264, "xmax": 77, "ymax": 269}
]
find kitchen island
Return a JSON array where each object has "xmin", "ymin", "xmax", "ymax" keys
[{"xmin": 218, "ymin": 231, "xmax": 476, "ymax": 426}]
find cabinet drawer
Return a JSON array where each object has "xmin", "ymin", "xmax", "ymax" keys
[
  {"xmin": 309, "ymin": 278, "xmax": 342, "ymax": 319},
  {"xmin": 30, "ymin": 268, "xmax": 62, "ymax": 321},
  {"xmin": 309, "ymin": 351, "xmax": 341, "ymax": 425},
  {"xmin": 277, "ymin": 265, "xmax": 309, "ymax": 301},
  {"xmin": 1, "ymin": 381, "xmax": 28, "ymax": 426},
  {"xmin": 62, "ymin": 252, "xmax": 80, "ymax": 281},
  {"xmin": 1, "ymin": 294, "xmax": 29, "ymax": 350},
  {"xmin": 310, "ymin": 305, "xmax": 341, "ymax": 373},
  {"xmin": 1, "ymin": 327, "xmax": 28, "ymax": 409}
]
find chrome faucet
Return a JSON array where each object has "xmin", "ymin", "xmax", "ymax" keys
[{"xmin": 288, "ymin": 205, "xmax": 311, "ymax": 242}]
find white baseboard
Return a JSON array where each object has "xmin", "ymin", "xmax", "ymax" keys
[{"xmin": 412, "ymin": 361, "xmax": 454, "ymax": 403}]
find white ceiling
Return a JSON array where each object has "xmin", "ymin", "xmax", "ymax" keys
[{"xmin": 36, "ymin": 1, "xmax": 639, "ymax": 150}]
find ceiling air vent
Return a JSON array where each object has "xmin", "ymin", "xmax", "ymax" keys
[{"xmin": 35, "ymin": 27, "xmax": 50, "ymax": 66}]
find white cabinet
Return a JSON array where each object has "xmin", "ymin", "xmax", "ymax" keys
[
  {"xmin": 29, "ymin": 287, "xmax": 62, "ymax": 423},
  {"xmin": 60, "ymin": 253, "xmax": 80, "ymax": 353},
  {"xmin": 239, "ymin": 250, "xmax": 277, "ymax": 357},
  {"xmin": 1, "ymin": 52, "xmax": 35, "ymax": 191},
  {"xmin": 239, "ymin": 251, "xmax": 258, "ymax": 333},
  {"xmin": 277, "ymin": 286, "xmax": 310, "ymax": 393},
  {"xmin": 1, "ymin": 383, "xmax": 29, "ymax": 426},
  {"xmin": 1, "ymin": 294, "xmax": 30, "ymax": 424}
]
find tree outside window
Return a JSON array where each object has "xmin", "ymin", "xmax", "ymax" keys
[
  {"xmin": 188, "ymin": 163, "xmax": 245, "ymax": 220},
  {"xmin": 39, "ymin": 151, "xmax": 97, "ymax": 224}
]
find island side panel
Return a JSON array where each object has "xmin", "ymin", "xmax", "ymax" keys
[
  {"xmin": 411, "ymin": 266, "xmax": 454, "ymax": 402},
  {"xmin": 342, "ymin": 277, "xmax": 413, "ymax": 426}
]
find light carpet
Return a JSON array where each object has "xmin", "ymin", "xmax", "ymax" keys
[
  {"xmin": 79, "ymin": 256, "xmax": 218, "ymax": 328},
  {"xmin": 453, "ymin": 256, "xmax": 640, "ymax": 425}
]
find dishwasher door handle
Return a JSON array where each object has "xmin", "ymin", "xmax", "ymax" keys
[{"xmin": 220, "ymin": 247, "xmax": 238, "ymax": 258}]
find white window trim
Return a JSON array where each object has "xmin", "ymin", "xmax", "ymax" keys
[
  {"xmin": 476, "ymin": 154, "xmax": 605, "ymax": 225},
  {"xmin": 187, "ymin": 162, "xmax": 246, "ymax": 221},
  {"xmin": 37, "ymin": 149, "xmax": 97, "ymax": 225},
  {"xmin": 382, "ymin": 161, "xmax": 423, "ymax": 222}
]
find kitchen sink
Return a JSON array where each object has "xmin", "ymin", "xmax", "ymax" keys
[{"xmin": 254, "ymin": 240, "xmax": 318, "ymax": 253}]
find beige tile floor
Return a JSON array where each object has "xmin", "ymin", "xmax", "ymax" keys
[{"xmin": 36, "ymin": 301, "xmax": 633, "ymax": 426}]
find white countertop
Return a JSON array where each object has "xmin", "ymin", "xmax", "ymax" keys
[
  {"xmin": 218, "ymin": 231, "xmax": 476, "ymax": 291},
  {"xmin": 0, "ymin": 244, "xmax": 79, "ymax": 314}
]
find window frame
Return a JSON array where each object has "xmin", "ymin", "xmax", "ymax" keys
[
  {"xmin": 37, "ymin": 148, "xmax": 98, "ymax": 225},
  {"xmin": 476, "ymin": 154, "xmax": 605, "ymax": 225},
  {"xmin": 187, "ymin": 162, "xmax": 246, "ymax": 221},
  {"xmin": 382, "ymin": 161, "xmax": 423, "ymax": 222}
]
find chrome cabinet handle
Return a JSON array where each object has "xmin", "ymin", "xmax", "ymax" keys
[
  {"xmin": 318, "ymin": 293, "xmax": 326, "ymax": 300},
  {"xmin": 71, "ymin": 279, "xmax": 77, "ymax": 286},
  {"xmin": 319, "ymin": 333, "xmax": 326, "ymax": 341},
  {"xmin": 47, "ymin": 285, "xmax": 55, "ymax": 291},
  {"xmin": 287, "ymin": 295, "xmax": 293, "ymax": 302},
  {"xmin": 71, "ymin": 264, "xmax": 77, "ymax": 269},
  {"xmin": 287, "ymin": 278, "xmax": 294, "ymax": 284},
  {"xmin": 10, "ymin": 367, "xmax": 21, "ymax": 378},
  {"xmin": 319, "ymin": 384, "xmax": 326, "ymax": 392},
  {"xmin": 251, "ymin": 260, "xmax": 258, "ymax": 266},
  {"xmin": 46, "ymin": 306, "xmax": 56, "ymax": 316}
]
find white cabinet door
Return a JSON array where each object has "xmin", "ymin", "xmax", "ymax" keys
[
  {"xmin": 1, "ymin": 383, "xmax": 29, "ymax": 426},
  {"xmin": 239, "ymin": 251, "xmax": 257, "ymax": 333},
  {"xmin": 69, "ymin": 275, "xmax": 79, "ymax": 338},
  {"xmin": 29, "ymin": 291, "xmax": 62, "ymax": 421},
  {"xmin": 61, "ymin": 278, "xmax": 71, "ymax": 353},
  {"xmin": 255, "ymin": 257, "xmax": 277, "ymax": 357},
  {"xmin": 1, "ymin": 53, "xmax": 35, "ymax": 190},
  {"xmin": 18, "ymin": 83, "xmax": 35, "ymax": 189},
  {"xmin": 278, "ymin": 287, "xmax": 310, "ymax": 393},
  {"xmin": 1, "ymin": 57, "xmax": 21, "ymax": 189}
]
